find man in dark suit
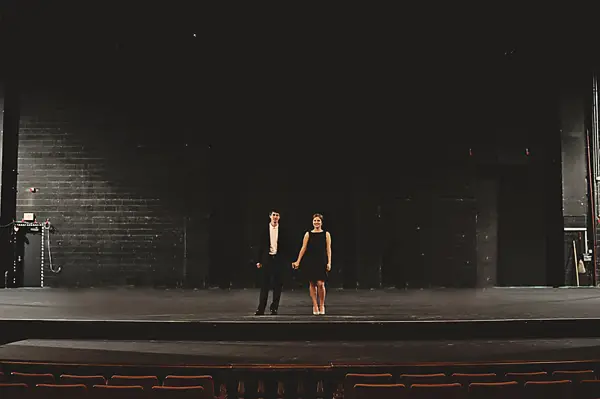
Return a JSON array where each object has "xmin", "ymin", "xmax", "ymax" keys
[{"xmin": 255, "ymin": 209, "xmax": 288, "ymax": 315}]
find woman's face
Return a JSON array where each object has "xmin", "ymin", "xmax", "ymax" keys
[{"xmin": 313, "ymin": 217, "xmax": 322, "ymax": 229}]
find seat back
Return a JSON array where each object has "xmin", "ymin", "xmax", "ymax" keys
[
  {"xmin": 92, "ymin": 384, "xmax": 145, "ymax": 399},
  {"xmin": 578, "ymin": 379, "xmax": 600, "ymax": 399},
  {"xmin": 552, "ymin": 370, "xmax": 595, "ymax": 383},
  {"xmin": 468, "ymin": 381, "xmax": 520, "ymax": 399},
  {"xmin": 0, "ymin": 383, "xmax": 29, "ymax": 399},
  {"xmin": 505, "ymin": 371, "xmax": 548, "ymax": 383},
  {"xmin": 10, "ymin": 372, "xmax": 55, "ymax": 385},
  {"xmin": 410, "ymin": 382, "xmax": 463, "ymax": 399},
  {"xmin": 451, "ymin": 372, "xmax": 497, "ymax": 384},
  {"xmin": 399, "ymin": 373, "xmax": 448, "ymax": 386},
  {"xmin": 152, "ymin": 385, "xmax": 206, "ymax": 398},
  {"xmin": 60, "ymin": 374, "xmax": 107, "ymax": 388},
  {"xmin": 524, "ymin": 380, "xmax": 572, "ymax": 399},
  {"xmin": 163, "ymin": 375, "xmax": 214, "ymax": 397},
  {"xmin": 109, "ymin": 375, "xmax": 159, "ymax": 390},
  {"xmin": 354, "ymin": 383, "xmax": 406, "ymax": 399},
  {"xmin": 35, "ymin": 383, "xmax": 87, "ymax": 399},
  {"xmin": 344, "ymin": 373, "xmax": 393, "ymax": 399}
]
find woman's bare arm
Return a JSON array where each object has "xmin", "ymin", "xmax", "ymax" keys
[
  {"xmin": 293, "ymin": 232, "xmax": 310, "ymax": 267},
  {"xmin": 326, "ymin": 231, "xmax": 332, "ymax": 270}
]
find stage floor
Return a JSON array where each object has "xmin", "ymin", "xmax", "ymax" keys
[
  {"xmin": 1, "ymin": 287, "xmax": 600, "ymax": 343},
  {"xmin": 1, "ymin": 288, "xmax": 600, "ymax": 365},
  {"xmin": 3, "ymin": 338, "xmax": 600, "ymax": 366},
  {"xmin": 0, "ymin": 286, "xmax": 599, "ymax": 321}
]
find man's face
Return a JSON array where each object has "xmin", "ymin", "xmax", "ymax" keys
[{"xmin": 270, "ymin": 212, "xmax": 280, "ymax": 225}]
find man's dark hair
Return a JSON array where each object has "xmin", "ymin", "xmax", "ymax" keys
[{"xmin": 269, "ymin": 209, "xmax": 280, "ymax": 216}]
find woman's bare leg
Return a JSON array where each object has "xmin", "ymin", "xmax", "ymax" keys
[
  {"xmin": 309, "ymin": 282, "xmax": 318, "ymax": 314},
  {"xmin": 317, "ymin": 281, "xmax": 326, "ymax": 314}
]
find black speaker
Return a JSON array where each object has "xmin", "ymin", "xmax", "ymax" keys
[{"xmin": 11, "ymin": 222, "xmax": 43, "ymax": 288}]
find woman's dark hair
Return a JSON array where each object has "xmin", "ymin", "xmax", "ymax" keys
[{"xmin": 312, "ymin": 213, "xmax": 323, "ymax": 221}]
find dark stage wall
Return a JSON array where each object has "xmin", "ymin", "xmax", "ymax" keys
[
  {"xmin": 0, "ymin": 89, "xmax": 211, "ymax": 287},
  {"xmin": 0, "ymin": 6, "xmax": 589, "ymax": 289},
  {"xmin": 0, "ymin": 81, "xmax": 570, "ymax": 289},
  {"xmin": 559, "ymin": 70, "xmax": 595, "ymax": 286}
]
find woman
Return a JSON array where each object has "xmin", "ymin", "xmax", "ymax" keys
[{"xmin": 292, "ymin": 213, "xmax": 331, "ymax": 315}]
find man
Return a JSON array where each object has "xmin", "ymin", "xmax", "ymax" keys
[{"xmin": 255, "ymin": 209, "xmax": 288, "ymax": 315}]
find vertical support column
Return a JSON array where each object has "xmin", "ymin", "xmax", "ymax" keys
[
  {"xmin": 542, "ymin": 87, "xmax": 566, "ymax": 288},
  {"xmin": 590, "ymin": 74, "xmax": 600, "ymax": 286},
  {"xmin": 558, "ymin": 71, "xmax": 591, "ymax": 285},
  {"xmin": 0, "ymin": 2, "xmax": 20, "ymax": 288}
]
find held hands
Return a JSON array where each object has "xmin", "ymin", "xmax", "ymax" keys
[
  {"xmin": 326, "ymin": 263, "xmax": 331, "ymax": 272},
  {"xmin": 256, "ymin": 263, "xmax": 262, "ymax": 269},
  {"xmin": 292, "ymin": 261, "xmax": 299, "ymax": 269}
]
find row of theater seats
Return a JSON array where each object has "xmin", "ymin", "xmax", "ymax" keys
[
  {"xmin": 344, "ymin": 370, "xmax": 600, "ymax": 399},
  {"xmin": 0, "ymin": 371, "xmax": 216, "ymax": 398},
  {"xmin": 2, "ymin": 368, "xmax": 600, "ymax": 398}
]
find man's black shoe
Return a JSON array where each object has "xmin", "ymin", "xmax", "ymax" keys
[
  {"xmin": 270, "ymin": 309, "xmax": 278, "ymax": 315},
  {"xmin": 255, "ymin": 310, "xmax": 264, "ymax": 316}
]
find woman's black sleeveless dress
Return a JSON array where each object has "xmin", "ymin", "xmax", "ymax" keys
[{"xmin": 302, "ymin": 231, "xmax": 328, "ymax": 283}]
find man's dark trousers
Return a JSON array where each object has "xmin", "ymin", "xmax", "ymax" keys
[{"xmin": 258, "ymin": 253, "xmax": 284, "ymax": 313}]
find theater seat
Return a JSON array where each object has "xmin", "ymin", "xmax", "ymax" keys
[
  {"xmin": 577, "ymin": 379, "xmax": 600, "ymax": 399},
  {"xmin": 468, "ymin": 381, "xmax": 520, "ymax": 399},
  {"xmin": 152, "ymin": 385, "xmax": 206, "ymax": 398},
  {"xmin": 552, "ymin": 369, "xmax": 595, "ymax": 382},
  {"xmin": 524, "ymin": 380, "xmax": 572, "ymax": 399},
  {"xmin": 163, "ymin": 375, "xmax": 214, "ymax": 397},
  {"xmin": 10, "ymin": 371, "xmax": 55, "ymax": 385},
  {"xmin": 0, "ymin": 383, "xmax": 28, "ymax": 399},
  {"xmin": 109, "ymin": 375, "xmax": 159, "ymax": 390},
  {"xmin": 344, "ymin": 373, "xmax": 393, "ymax": 399},
  {"xmin": 92, "ymin": 384, "xmax": 145, "ymax": 399},
  {"xmin": 35, "ymin": 383, "xmax": 87, "ymax": 398},
  {"xmin": 354, "ymin": 383, "xmax": 406, "ymax": 399},
  {"xmin": 451, "ymin": 372, "xmax": 497, "ymax": 384},
  {"xmin": 409, "ymin": 382, "xmax": 462, "ymax": 399},
  {"xmin": 399, "ymin": 373, "xmax": 448, "ymax": 385},
  {"xmin": 505, "ymin": 371, "xmax": 548, "ymax": 383},
  {"xmin": 60, "ymin": 374, "xmax": 107, "ymax": 388}
]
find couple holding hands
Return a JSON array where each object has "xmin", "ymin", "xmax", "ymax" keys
[{"xmin": 255, "ymin": 210, "xmax": 331, "ymax": 316}]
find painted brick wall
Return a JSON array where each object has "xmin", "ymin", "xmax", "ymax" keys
[
  {"xmin": 4, "ymin": 90, "xmax": 210, "ymax": 287},
  {"xmin": 1, "ymin": 86, "xmax": 564, "ymax": 289}
]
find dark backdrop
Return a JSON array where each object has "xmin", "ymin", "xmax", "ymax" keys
[{"xmin": 0, "ymin": 3, "xmax": 587, "ymax": 288}]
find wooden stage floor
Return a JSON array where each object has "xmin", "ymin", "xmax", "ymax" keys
[
  {"xmin": 0, "ymin": 286, "xmax": 598, "ymax": 322},
  {"xmin": 1, "ymin": 287, "xmax": 600, "ymax": 366}
]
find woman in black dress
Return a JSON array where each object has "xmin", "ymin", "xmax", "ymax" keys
[{"xmin": 292, "ymin": 213, "xmax": 332, "ymax": 315}]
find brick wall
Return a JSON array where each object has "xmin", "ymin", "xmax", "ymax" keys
[
  {"xmin": 0, "ymin": 84, "xmax": 567, "ymax": 289},
  {"xmin": 3, "ymin": 90, "xmax": 209, "ymax": 287}
]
